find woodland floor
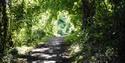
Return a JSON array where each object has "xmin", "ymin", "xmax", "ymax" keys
[{"xmin": 18, "ymin": 37, "xmax": 70, "ymax": 63}]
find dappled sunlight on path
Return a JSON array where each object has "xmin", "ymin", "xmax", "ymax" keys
[{"xmin": 18, "ymin": 37, "xmax": 70, "ymax": 63}]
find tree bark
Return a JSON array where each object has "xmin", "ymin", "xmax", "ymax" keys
[
  {"xmin": 0, "ymin": 0, "xmax": 8, "ymax": 60},
  {"xmin": 82, "ymin": 0, "xmax": 95, "ymax": 31}
]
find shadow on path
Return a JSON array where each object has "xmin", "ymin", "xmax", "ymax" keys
[{"xmin": 20, "ymin": 37, "xmax": 70, "ymax": 63}]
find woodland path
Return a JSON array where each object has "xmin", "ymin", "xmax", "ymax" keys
[{"xmin": 19, "ymin": 37, "xmax": 70, "ymax": 63}]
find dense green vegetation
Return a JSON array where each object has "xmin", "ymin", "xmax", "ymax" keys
[
  {"xmin": 0, "ymin": 0, "xmax": 125, "ymax": 63},
  {"xmin": 8, "ymin": 0, "xmax": 81, "ymax": 46}
]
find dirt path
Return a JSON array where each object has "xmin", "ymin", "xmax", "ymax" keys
[{"xmin": 19, "ymin": 37, "xmax": 70, "ymax": 63}]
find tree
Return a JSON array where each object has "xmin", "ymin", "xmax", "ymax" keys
[
  {"xmin": 0, "ymin": 0, "xmax": 11, "ymax": 61},
  {"xmin": 82, "ymin": 0, "xmax": 96, "ymax": 31},
  {"xmin": 111, "ymin": 0, "xmax": 125, "ymax": 62}
]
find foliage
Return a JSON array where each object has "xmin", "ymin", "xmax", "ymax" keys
[
  {"xmin": 8, "ymin": 0, "xmax": 81, "ymax": 46},
  {"xmin": 64, "ymin": 0, "xmax": 123, "ymax": 63},
  {"xmin": 1, "ymin": 0, "xmax": 125, "ymax": 63}
]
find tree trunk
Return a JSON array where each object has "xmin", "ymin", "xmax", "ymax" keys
[
  {"xmin": 82, "ymin": 0, "xmax": 95, "ymax": 31},
  {"xmin": 0, "ymin": 0, "xmax": 8, "ymax": 61}
]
